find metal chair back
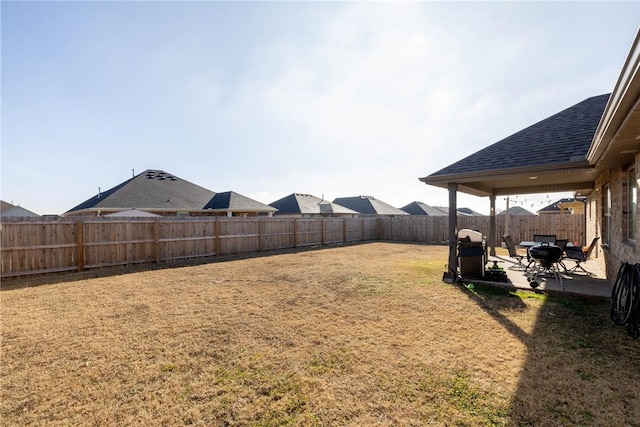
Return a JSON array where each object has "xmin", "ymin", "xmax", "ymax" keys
[
  {"xmin": 502, "ymin": 235, "xmax": 518, "ymax": 257},
  {"xmin": 534, "ymin": 234, "xmax": 556, "ymax": 243}
]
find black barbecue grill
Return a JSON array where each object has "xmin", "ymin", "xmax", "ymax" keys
[
  {"xmin": 529, "ymin": 244, "xmax": 563, "ymax": 267},
  {"xmin": 527, "ymin": 242, "xmax": 565, "ymax": 289}
]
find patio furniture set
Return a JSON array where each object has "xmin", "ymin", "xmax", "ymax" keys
[{"xmin": 503, "ymin": 234, "xmax": 600, "ymax": 290}]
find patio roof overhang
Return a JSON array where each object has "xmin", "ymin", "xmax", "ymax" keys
[{"xmin": 419, "ymin": 161, "xmax": 598, "ymax": 198}]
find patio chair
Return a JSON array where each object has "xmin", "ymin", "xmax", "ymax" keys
[
  {"xmin": 502, "ymin": 235, "xmax": 526, "ymax": 270},
  {"xmin": 564, "ymin": 237, "xmax": 600, "ymax": 275},
  {"xmin": 554, "ymin": 239, "xmax": 569, "ymax": 273},
  {"xmin": 533, "ymin": 234, "xmax": 557, "ymax": 244},
  {"xmin": 554, "ymin": 239, "xmax": 569, "ymax": 249}
]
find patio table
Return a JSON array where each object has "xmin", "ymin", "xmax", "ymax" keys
[
  {"xmin": 518, "ymin": 241, "xmax": 577, "ymax": 248},
  {"xmin": 517, "ymin": 241, "xmax": 538, "ymax": 248}
]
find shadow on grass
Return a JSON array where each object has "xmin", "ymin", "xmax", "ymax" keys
[
  {"xmin": 456, "ymin": 282, "xmax": 531, "ymax": 344},
  {"xmin": 454, "ymin": 281, "xmax": 640, "ymax": 425}
]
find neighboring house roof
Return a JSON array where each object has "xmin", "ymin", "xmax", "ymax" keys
[
  {"xmin": 0, "ymin": 205, "xmax": 40, "ymax": 217},
  {"xmin": 105, "ymin": 209, "xmax": 162, "ymax": 217},
  {"xmin": 1, "ymin": 200, "xmax": 15, "ymax": 213},
  {"xmin": 270, "ymin": 193, "xmax": 357, "ymax": 215},
  {"xmin": 497, "ymin": 206, "xmax": 535, "ymax": 216},
  {"xmin": 457, "ymin": 207, "xmax": 485, "ymax": 216},
  {"xmin": 401, "ymin": 201, "xmax": 448, "ymax": 216},
  {"xmin": 0, "ymin": 200, "xmax": 39, "ymax": 217},
  {"xmin": 66, "ymin": 169, "xmax": 215, "ymax": 215},
  {"xmin": 420, "ymin": 94, "xmax": 610, "ymax": 196},
  {"xmin": 318, "ymin": 200, "xmax": 358, "ymax": 215},
  {"xmin": 203, "ymin": 191, "xmax": 277, "ymax": 213},
  {"xmin": 435, "ymin": 206, "xmax": 485, "ymax": 216},
  {"xmin": 538, "ymin": 198, "xmax": 584, "ymax": 214},
  {"xmin": 332, "ymin": 196, "xmax": 408, "ymax": 215}
]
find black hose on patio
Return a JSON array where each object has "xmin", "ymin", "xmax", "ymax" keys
[{"xmin": 611, "ymin": 262, "xmax": 640, "ymax": 339}]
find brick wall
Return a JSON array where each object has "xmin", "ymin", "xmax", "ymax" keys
[{"xmin": 593, "ymin": 153, "xmax": 640, "ymax": 279}]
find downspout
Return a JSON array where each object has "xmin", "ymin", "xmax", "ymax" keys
[{"xmin": 448, "ymin": 183, "xmax": 458, "ymax": 277}]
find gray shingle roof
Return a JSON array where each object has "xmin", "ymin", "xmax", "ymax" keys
[
  {"xmin": 428, "ymin": 94, "xmax": 610, "ymax": 178},
  {"xmin": 204, "ymin": 191, "xmax": 276, "ymax": 212},
  {"xmin": 66, "ymin": 169, "xmax": 215, "ymax": 213},
  {"xmin": 270, "ymin": 193, "xmax": 357, "ymax": 215},
  {"xmin": 497, "ymin": 206, "xmax": 535, "ymax": 216},
  {"xmin": 435, "ymin": 206, "xmax": 484, "ymax": 216},
  {"xmin": 0, "ymin": 204, "xmax": 40, "ymax": 217},
  {"xmin": 1, "ymin": 200, "xmax": 15, "ymax": 213},
  {"xmin": 332, "ymin": 196, "xmax": 408, "ymax": 215},
  {"xmin": 538, "ymin": 198, "xmax": 582, "ymax": 213},
  {"xmin": 105, "ymin": 209, "xmax": 162, "ymax": 217},
  {"xmin": 401, "ymin": 201, "xmax": 448, "ymax": 216}
]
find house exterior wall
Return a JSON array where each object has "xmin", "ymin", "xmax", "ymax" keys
[{"xmin": 592, "ymin": 152, "xmax": 640, "ymax": 280}]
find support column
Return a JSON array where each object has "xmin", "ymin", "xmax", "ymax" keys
[
  {"xmin": 489, "ymin": 194, "xmax": 496, "ymax": 256},
  {"xmin": 448, "ymin": 183, "xmax": 458, "ymax": 276},
  {"xmin": 505, "ymin": 196, "xmax": 510, "ymax": 238}
]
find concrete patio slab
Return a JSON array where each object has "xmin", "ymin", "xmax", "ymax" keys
[{"xmin": 466, "ymin": 255, "xmax": 611, "ymax": 299}]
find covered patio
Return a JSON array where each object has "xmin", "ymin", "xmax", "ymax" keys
[
  {"xmin": 421, "ymin": 28, "xmax": 640, "ymax": 289},
  {"xmin": 420, "ymin": 94, "xmax": 611, "ymax": 292}
]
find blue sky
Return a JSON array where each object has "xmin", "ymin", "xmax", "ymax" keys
[{"xmin": 2, "ymin": 1, "xmax": 639, "ymax": 215}]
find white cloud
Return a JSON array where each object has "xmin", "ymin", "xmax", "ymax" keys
[
  {"xmin": 3, "ymin": 1, "xmax": 637, "ymax": 215},
  {"xmin": 178, "ymin": 1, "xmax": 636, "ymax": 214}
]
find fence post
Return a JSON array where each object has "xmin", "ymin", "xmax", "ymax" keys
[
  {"xmin": 293, "ymin": 219, "xmax": 298, "ymax": 248},
  {"xmin": 258, "ymin": 218, "xmax": 263, "ymax": 252},
  {"xmin": 321, "ymin": 218, "xmax": 325, "ymax": 246},
  {"xmin": 214, "ymin": 218, "xmax": 221, "ymax": 255},
  {"xmin": 343, "ymin": 218, "xmax": 347, "ymax": 243},
  {"xmin": 153, "ymin": 220, "xmax": 160, "ymax": 263},
  {"xmin": 76, "ymin": 220, "xmax": 84, "ymax": 272}
]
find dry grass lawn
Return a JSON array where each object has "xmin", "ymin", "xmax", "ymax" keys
[{"xmin": 1, "ymin": 242, "xmax": 639, "ymax": 426}]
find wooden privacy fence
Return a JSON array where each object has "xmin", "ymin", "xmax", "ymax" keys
[
  {"xmin": 486, "ymin": 214, "xmax": 585, "ymax": 246},
  {"xmin": 379, "ymin": 214, "xmax": 585, "ymax": 246},
  {"xmin": 1, "ymin": 214, "xmax": 584, "ymax": 278},
  {"xmin": 0, "ymin": 217, "xmax": 380, "ymax": 278}
]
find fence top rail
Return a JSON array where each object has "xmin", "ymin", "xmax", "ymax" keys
[{"xmin": 0, "ymin": 215, "xmax": 393, "ymax": 225}]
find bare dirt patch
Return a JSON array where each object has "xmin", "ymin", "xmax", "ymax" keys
[{"xmin": 1, "ymin": 242, "xmax": 638, "ymax": 426}]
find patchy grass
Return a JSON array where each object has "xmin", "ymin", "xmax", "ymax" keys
[{"xmin": 2, "ymin": 242, "xmax": 638, "ymax": 426}]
